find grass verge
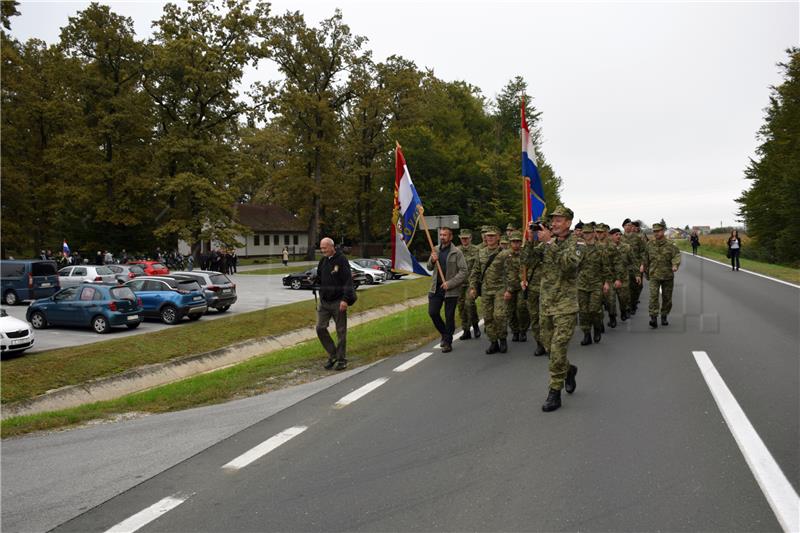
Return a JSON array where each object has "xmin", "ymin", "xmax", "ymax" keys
[
  {"xmin": 1, "ymin": 304, "xmax": 438, "ymax": 438},
  {"xmin": 0, "ymin": 277, "xmax": 430, "ymax": 405},
  {"xmin": 239, "ymin": 266, "xmax": 311, "ymax": 276},
  {"xmin": 675, "ymin": 240, "xmax": 799, "ymax": 284}
]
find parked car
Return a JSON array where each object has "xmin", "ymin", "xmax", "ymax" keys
[
  {"xmin": 348, "ymin": 261, "xmax": 386, "ymax": 284},
  {"xmin": 58, "ymin": 265, "xmax": 117, "ymax": 288},
  {"xmin": 353, "ymin": 258, "xmax": 392, "ymax": 278},
  {"xmin": 375, "ymin": 258, "xmax": 407, "ymax": 280},
  {"xmin": 106, "ymin": 264, "xmax": 146, "ymax": 283},
  {"xmin": 1, "ymin": 259, "xmax": 60, "ymax": 305},
  {"xmin": 168, "ymin": 271, "xmax": 237, "ymax": 312},
  {"xmin": 126, "ymin": 260, "xmax": 170, "ymax": 276},
  {"xmin": 282, "ymin": 267, "xmax": 366, "ymax": 290},
  {"xmin": 26, "ymin": 284, "xmax": 143, "ymax": 334},
  {"xmin": 124, "ymin": 276, "xmax": 207, "ymax": 324},
  {"xmin": 0, "ymin": 308, "xmax": 35, "ymax": 355}
]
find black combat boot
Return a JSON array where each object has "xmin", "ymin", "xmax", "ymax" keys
[
  {"xmin": 498, "ymin": 338, "xmax": 508, "ymax": 353},
  {"xmin": 600, "ymin": 322, "xmax": 605, "ymax": 334},
  {"xmin": 593, "ymin": 323, "xmax": 602, "ymax": 343},
  {"xmin": 519, "ymin": 332, "xmax": 527, "ymax": 342},
  {"xmin": 511, "ymin": 332, "xmax": 520, "ymax": 342},
  {"xmin": 460, "ymin": 329, "xmax": 472, "ymax": 340},
  {"xmin": 580, "ymin": 331, "xmax": 592, "ymax": 346},
  {"xmin": 541, "ymin": 389, "xmax": 562, "ymax": 412},
  {"xmin": 661, "ymin": 315, "xmax": 669, "ymax": 326},
  {"xmin": 534, "ymin": 342, "xmax": 547, "ymax": 356},
  {"xmin": 565, "ymin": 364, "xmax": 578, "ymax": 394},
  {"xmin": 486, "ymin": 341, "xmax": 500, "ymax": 354},
  {"xmin": 649, "ymin": 315, "xmax": 658, "ymax": 329},
  {"xmin": 473, "ymin": 323, "xmax": 481, "ymax": 338},
  {"xmin": 608, "ymin": 314, "xmax": 617, "ymax": 328},
  {"xmin": 620, "ymin": 309, "xmax": 629, "ymax": 321},
  {"xmin": 630, "ymin": 305, "xmax": 637, "ymax": 315},
  {"xmin": 324, "ymin": 358, "xmax": 336, "ymax": 370}
]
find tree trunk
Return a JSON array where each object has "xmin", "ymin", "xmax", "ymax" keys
[{"xmin": 306, "ymin": 146, "xmax": 322, "ymax": 260}]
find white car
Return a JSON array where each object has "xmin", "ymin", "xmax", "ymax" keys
[
  {"xmin": 58, "ymin": 265, "xmax": 117, "ymax": 287},
  {"xmin": 0, "ymin": 308, "xmax": 35, "ymax": 356},
  {"xmin": 348, "ymin": 261, "xmax": 385, "ymax": 284}
]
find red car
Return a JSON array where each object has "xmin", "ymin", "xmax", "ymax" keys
[{"xmin": 127, "ymin": 260, "xmax": 170, "ymax": 276}]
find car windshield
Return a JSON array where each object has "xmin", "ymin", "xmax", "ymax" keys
[
  {"xmin": 178, "ymin": 280, "xmax": 202, "ymax": 292},
  {"xmin": 152, "ymin": 263, "xmax": 167, "ymax": 270},
  {"xmin": 110, "ymin": 287, "xmax": 137, "ymax": 301},
  {"xmin": 130, "ymin": 266, "xmax": 145, "ymax": 274},
  {"xmin": 96, "ymin": 266, "xmax": 113, "ymax": 275},
  {"xmin": 210, "ymin": 274, "xmax": 230, "ymax": 285},
  {"xmin": 32, "ymin": 262, "xmax": 57, "ymax": 276}
]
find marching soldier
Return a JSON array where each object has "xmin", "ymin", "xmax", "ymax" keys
[
  {"xmin": 610, "ymin": 228, "xmax": 639, "ymax": 321},
  {"xmin": 521, "ymin": 220, "xmax": 548, "ymax": 356},
  {"xmin": 477, "ymin": 226, "xmax": 489, "ymax": 251},
  {"xmin": 641, "ymin": 222, "xmax": 681, "ymax": 328},
  {"xmin": 539, "ymin": 205, "xmax": 583, "ymax": 412},
  {"xmin": 469, "ymin": 226, "xmax": 511, "ymax": 354},
  {"xmin": 595, "ymin": 223, "xmax": 624, "ymax": 328},
  {"xmin": 630, "ymin": 220, "xmax": 648, "ymax": 312},
  {"xmin": 622, "ymin": 218, "xmax": 646, "ymax": 315},
  {"xmin": 505, "ymin": 231, "xmax": 529, "ymax": 342},
  {"xmin": 499, "ymin": 235, "xmax": 509, "ymax": 250},
  {"xmin": 577, "ymin": 222, "xmax": 605, "ymax": 345},
  {"xmin": 505, "ymin": 223, "xmax": 516, "ymax": 240},
  {"xmin": 574, "ymin": 220, "xmax": 584, "ymax": 239},
  {"xmin": 457, "ymin": 229, "xmax": 481, "ymax": 340}
]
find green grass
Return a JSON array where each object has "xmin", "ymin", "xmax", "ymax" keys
[
  {"xmin": 675, "ymin": 240, "xmax": 799, "ymax": 284},
  {"xmin": 238, "ymin": 254, "xmax": 323, "ymax": 266},
  {"xmin": 0, "ymin": 277, "xmax": 430, "ymax": 405},
  {"xmin": 1, "ymin": 304, "xmax": 438, "ymax": 438},
  {"xmin": 239, "ymin": 266, "xmax": 310, "ymax": 276}
]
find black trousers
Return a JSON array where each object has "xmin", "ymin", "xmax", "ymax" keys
[
  {"xmin": 730, "ymin": 249, "xmax": 741, "ymax": 270},
  {"xmin": 428, "ymin": 292, "xmax": 458, "ymax": 344}
]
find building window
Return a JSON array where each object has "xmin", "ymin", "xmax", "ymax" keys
[
  {"xmin": 284, "ymin": 234, "xmax": 290, "ymax": 245},
  {"xmin": 273, "ymin": 234, "xmax": 279, "ymax": 246},
  {"xmin": 293, "ymin": 234, "xmax": 299, "ymax": 245},
  {"xmin": 254, "ymin": 235, "xmax": 260, "ymax": 246}
]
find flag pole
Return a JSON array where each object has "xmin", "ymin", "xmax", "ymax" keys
[{"xmin": 417, "ymin": 205, "xmax": 446, "ymax": 282}]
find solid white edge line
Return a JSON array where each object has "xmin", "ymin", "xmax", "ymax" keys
[
  {"xmin": 692, "ymin": 351, "xmax": 800, "ymax": 533},
  {"xmin": 222, "ymin": 426, "xmax": 307, "ymax": 470},
  {"xmin": 394, "ymin": 352, "xmax": 433, "ymax": 372},
  {"xmin": 432, "ymin": 318, "xmax": 485, "ymax": 348},
  {"xmin": 104, "ymin": 494, "xmax": 189, "ymax": 533},
  {"xmin": 683, "ymin": 251, "xmax": 800, "ymax": 289},
  {"xmin": 334, "ymin": 378, "xmax": 389, "ymax": 408}
]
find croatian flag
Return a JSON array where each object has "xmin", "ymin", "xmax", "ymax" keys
[
  {"xmin": 522, "ymin": 98, "xmax": 546, "ymax": 226},
  {"xmin": 62, "ymin": 240, "xmax": 70, "ymax": 256},
  {"xmin": 391, "ymin": 146, "xmax": 430, "ymax": 276}
]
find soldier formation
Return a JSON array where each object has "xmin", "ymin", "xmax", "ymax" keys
[{"xmin": 455, "ymin": 206, "xmax": 681, "ymax": 413}]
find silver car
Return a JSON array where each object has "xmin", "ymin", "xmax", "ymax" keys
[
  {"xmin": 168, "ymin": 271, "xmax": 237, "ymax": 312},
  {"xmin": 58, "ymin": 265, "xmax": 117, "ymax": 288},
  {"xmin": 348, "ymin": 261, "xmax": 385, "ymax": 284}
]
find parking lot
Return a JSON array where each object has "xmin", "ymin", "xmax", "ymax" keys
[{"xmin": 1, "ymin": 267, "xmax": 402, "ymax": 354}]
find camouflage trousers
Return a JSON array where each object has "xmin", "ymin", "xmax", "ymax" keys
[
  {"xmin": 648, "ymin": 278, "xmax": 674, "ymax": 316},
  {"xmin": 507, "ymin": 290, "xmax": 530, "ymax": 334},
  {"xmin": 541, "ymin": 313, "xmax": 576, "ymax": 391},
  {"xmin": 481, "ymin": 292, "xmax": 508, "ymax": 341},
  {"xmin": 526, "ymin": 290, "xmax": 541, "ymax": 343},
  {"xmin": 457, "ymin": 286, "xmax": 479, "ymax": 329},
  {"xmin": 616, "ymin": 279, "xmax": 631, "ymax": 313},
  {"xmin": 603, "ymin": 285, "xmax": 617, "ymax": 317},
  {"xmin": 630, "ymin": 274, "xmax": 644, "ymax": 307},
  {"xmin": 578, "ymin": 287, "xmax": 603, "ymax": 333}
]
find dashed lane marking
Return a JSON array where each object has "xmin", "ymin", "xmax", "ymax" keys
[
  {"xmin": 334, "ymin": 378, "xmax": 389, "ymax": 408},
  {"xmin": 394, "ymin": 352, "xmax": 433, "ymax": 372},
  {"xmin": 693, "ymin": 350, "xmax": 800, "ymax": 533},
  {"xmin": 222, "ymin": 426, "xmax": 308, "ymax": 470},
  {"xmin": 104, "ymin": 494, "xmax": 189, "ymax": 533}
]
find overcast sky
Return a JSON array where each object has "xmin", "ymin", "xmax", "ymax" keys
[{"xmin": 11, "ymin": 0, "xmax": 800, "ymax": 228}]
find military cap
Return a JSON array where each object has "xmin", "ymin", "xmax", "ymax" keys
[
  {"xmin": 610, "ymin": 228, "xmax": 622, "ymax": 235},
  {"xmin": 652, "ymin": 222, "xmax": 665, "ymax": 231},
  {"xmin": 547, "ymin": 205, "xmax": 574, "ymax": 219},
  {"xmin": 583, "ymin": 222, "xmax": 596, "ymax": 232},
  {"xmin": 480, "ymin": 225, "xmax": 489, "ymax": 233},
  {"xmin": 575, "ymin": 220, "xmax": 584, "ymax": 230},
  {"xmin": 484, "ymin": 225, "xmax": 500, "ymax": 235},
  {"xmin": 622, "ymin": 218, "xmax": 632, "ymax": 226},
  {"xmin": 506, "ymin": 223, "xmax": 516, "ymax": 231},
  {"xmin": 596, "ymin": 223, "xmax": 609, "ymax": 232},
  {"xmin": 509, "ymin": 230, "xmax": 523, "ymax": 241},
  {"xmin": 499, "ymin": 235, "xmax": 509, "ymax": 244},
  {"xmin": 459, "ymin": 229, "xmax": 472, "ymax": 238}
]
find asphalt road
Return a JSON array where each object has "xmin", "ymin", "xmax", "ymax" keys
[
  {"xmin": 1, "ymin": 263, "xmax": 392, "ymax": 354},
  {"xmin": 3, "ymin": 253, "xmax": 797, "ymax": 532}
]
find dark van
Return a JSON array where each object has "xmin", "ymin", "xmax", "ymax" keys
[{"xmin": 1, "ymin": 260, "xmax": 60, "ymax": 305}]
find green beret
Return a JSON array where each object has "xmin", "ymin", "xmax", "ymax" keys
[
  {"xmin": 506, "ymin": 223, "xmax": 516, "ymax": 230},
  {"xmin": 575, "ymin": 220, "xmax": 584, "ymax": 230},
  {"xmin": 609, "ymin": 228, "xmax": 622, "ymax": 235},
  {"xmin": 652, "ymin": 222, "xmax": 665, "ymax": 231},
  {"xmin": 548, "ymin": 205, "xmax": 574, "ymax": 219},
  {"xmin": 484, "ymin": 225, "xmax": 500, "ymax": 236},
  {"xmin": 459, "ymin": 229, "xmax": 472, "ymax": 238},
  {"xmin": 509, "ymin": 230, "xmax": 523, "ymax": 241}
]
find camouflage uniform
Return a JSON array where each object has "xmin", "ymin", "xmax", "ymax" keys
[
  {"xmin": 642, "ymin": 224, "xmax": 681, "ymax": 318},
  {"xmin": 629, "ymin": 225, "xmax": 649, "ymax": 308},
  {"xmin": 457, "ymin": 230, "xmax": 480, "ymax": 333},
  {"xmin": 504, "ymin": 231, "xmax": 528, "ymax": 339},
  {"xmin": 469, "ymin": 231, "xmax": 510, "ymax": 343},
  {"xmin": 622, "ymin": 229, "xmax": 645, "ymax": 312},
  {"xmin": 521, "ymin": 238, "xmax": 544, "ymax": 346},
  {"xmin": 577, "ymin": 223, "xmax": 605, "ymax": 336},
  {"xmin": 596, "ymin": 224, "xmax": 624, "ymax": 322},
  {"xmin": 611, "ymin": 230, "xmax": 637, "ymax": 316}
]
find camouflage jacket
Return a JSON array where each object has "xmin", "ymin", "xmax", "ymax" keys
[
  {"xmin": 614, "ymin": 241, "xmax": 639, "ymax": 278},
  {"xmin": 505, "ymin": 248, "xmax": 523, "ymax": 293},
  {"xmin": 577, "ymin": 243, "xmax": 606, "ymax": 291},
  {"xmin": 469, "ymin": 246, "xmax": 510, "ymax": 296},
  {"xmin": 458, "ymin": 244, "xmax": 480, "ymax": 279},
  {"xmin": 643, "ymin": 238, "xmax": 681, "ymax": 280},
  {"xmin": 540, "ymin": 232, "xmax": 584, "ymax": 315},
  {"xmin": 622, "ymin": 232, "xmax": 646, "ymax": 265},
  {"xmin": 597, "ymin": 241, "xmax": 625, "ymax": 283},
  {"xmin": 520, "ymin": 241, "xmax": 544, "ymax": 293}
]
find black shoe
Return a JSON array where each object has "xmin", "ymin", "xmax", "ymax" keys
[
  {"xmin": 565, "ymin": 365, "xmax": 578, "ymax": 394},
  {"xmin": 608, "ymin": 315, "xmax": 617, "ymax": 328},
  {"xmin": 323, "ymin": 358, "xmax": 336, "ymax": 370},
  {"xmin": 593, "ymin": 324, "xmax": 602, "ymax": 343},
  {"xmin": 460, "ymin": 330, "xmax": 472, "ymax": 340},
  {"xmin": 661, "ymin": 315, "xmax": 669, "ymax": 326},
  {"xmin": 511, "ymin": 332, "xmax": 520, "ymax": 342},
  {"xmin": 621, "ymin": 310, "xmax": 629, "ymax": 321},
  {"xmin": 486, "ymin": 341, "xmax": 500, "ymax": 354},
  {"xmin": 630, "ymin": 306, "xmax": 637, "ymax": 316},
  {"xmin": 600, "ymin": 323, "xmax": 605, "ymax": 334},
  {"xmin": 473, "ymin": 324, "xmax": 481, "ymax": 338},
  {"xmin": 649, "ymin": 316, "xmax": 658, "ymax": 329},
  {"xmin": 580, "ymin": 331, "xmax": 592, "ymax": 346},
  {"xmin": 519, "ymin": 332, "xmax": 527, "ymax": 342},
  {"xmin": 498, "ymin": 339, "xmax": 508, "ymax": 353},
  {"xmin": 534, "ymin": 342, "xmax": 547, "ymax": 356},
  {"xmin": 439, "ymin": 340, "xmax": 446, "ymax": 347},
  {"xmin": 334, "ymin": 360, "xmax": 348, "ymax": 371},
  {"xmin": 441, "ymin": 342, "xmax": 452, "ymax": 353},
  {"xmin": 542, "ymin": 389, "xmax": 562, "ymax": 412}
]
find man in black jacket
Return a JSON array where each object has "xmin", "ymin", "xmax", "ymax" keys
[{"xmin": 314, "ymin": 237, "xmax": 356, "ymax": 370}]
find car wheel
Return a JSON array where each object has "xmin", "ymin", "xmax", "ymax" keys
[
  {"xmin": 3, "ymin": 290, "xmax": 18, "ymax": 306},
  {"xmin": 366, "ymin": 275, "xmax": 374, "ymax": 284},
  {"xmin": 30, "ymin": 310, "xmax": 47, "ymax": 329},
  {"xmin": 217, "ymin": 305, "xmax": 230, "ymax": 312},
  {"xmin": 354, "ymin": 281, "xmax": 360, "ymax": 289},
  {"xmin": 92, "ymin": 315, "xmax": 110, "ymax": 334},
  {"xmin": 160, "ymin": 305, "xmax": 179, "ymax": 325},
  {"xmin": 291, "ymin": 279, "xmax": 302, "ymax": 290},
  {"xmin": 188, "ymin": 313, "xmax": 202, "ymax": 321},
  {"xmin": 126, "ymin": 322, "xmax": 141, "ymax": 330}
]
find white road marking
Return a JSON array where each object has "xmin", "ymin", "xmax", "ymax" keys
[
  {"xmin": 684, "ymin": 252, "xmax": 800, "ymax": 289},
  {"xmin": 693, "ymin": 351, "xmax": 800, "ymax": 533},
  {"xmin": 222, "ymin": 426, "xmax": 308, "ymax": 470},
  {"xmin": 334, "ymin": 378, "xmax": 389, "ymax": 408},
  {"xmin": 394, "ymin": 352, "xmax": 433, "ymax": 372},
  {"xmin": 104, "ymin": 494, "xmax": 189, "ymax": 533}
]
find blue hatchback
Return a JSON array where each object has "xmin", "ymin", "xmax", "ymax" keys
[
  {"xmin": 27, "ymin": 284, "xmax": 143, "ymax": 334},
  {"xmin": 124, "ymin": 276, "xmax": 207, "ymax": 324}
]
